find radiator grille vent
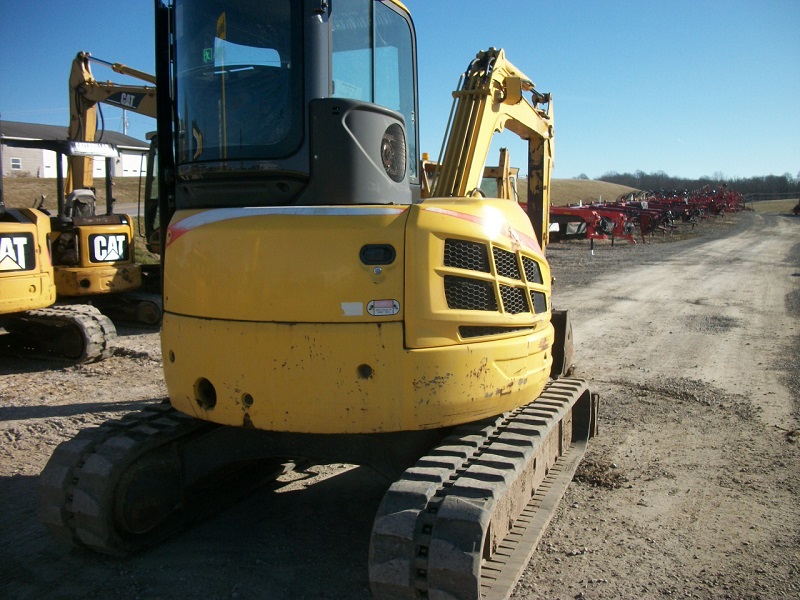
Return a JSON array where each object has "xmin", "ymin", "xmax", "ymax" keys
[
  {"xmin": 444, "ymin": 239, "xmax": 490, "ymax": 273},
  {"xmin": 522, "ymin": 256, "xmax": 543, "ymax": 285},
  {"xmin": 440, "ymin": 239, "xmax": 549, "ymax": 333},
  {"xmin": 493, "ymin": 247, "xmax": 521, "ymax": 279},
  {"xmin": 500, "ymin": 285, "xmax": 530, "ymax": 314},
  {"xmin": 444, "ymin": 276, "xmax": 498, "ymax": 311},
  {"xmin": 530, "ymin": 291, "xmax": 548, "ymax": 314},
  {"xmin": 460, "ymin": 326, "xmax": 533, "ymax": 339}
]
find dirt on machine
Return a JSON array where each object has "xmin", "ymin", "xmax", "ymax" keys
[{"xmin": 38, "ymin": 2, "xmax": 599, "ymax": 597}]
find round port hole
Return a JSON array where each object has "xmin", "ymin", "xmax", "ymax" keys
[{"xmin": 194, "ymin": 378, "xmax": 217, "ymax": 409}]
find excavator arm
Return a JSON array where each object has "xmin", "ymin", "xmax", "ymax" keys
[
  {"xmin": 431, "ymin": 48, "xmax": 555, "ymax": 249},
  {"xmin": 67, "ymin": 51, "xmax": 156, "ymax": 195}
]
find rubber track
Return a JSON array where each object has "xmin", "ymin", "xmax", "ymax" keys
[
  {"xmin": 3, "ymin": 304, "xmax": 117, "ymax": 362},
  {"xmin": 369, "ymin": 378, "xmax": 591, "ymax": 599},
  {"xmin": 90, "ymin": 291, "xmax": 163, "ymax": 327},
  {"xmin": 38, "ymin": 402, "xmax": 210, "ymax": 555},
  {"xmin": 479, "ymin": 440, "xmax": 587, "ymax": 599}
]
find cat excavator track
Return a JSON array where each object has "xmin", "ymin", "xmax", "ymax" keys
[
  {"xmin": 38, "ymin": 379, "xmax": 596, "ymax": 599},
  {"xmin": 38, "ymin": 401, "xmax": 292, "ymax": 556},
  {"xmin": 78, "ymin": 291, "xmax": 163, "ymax": 327},
  {"xmin": 370, "ymin": 378, "xmax": 597, "ymax": 599},
  {"xmin": 39, "ymin": 402, "xmax": 207, "ymax": 554},
  {"xmin": 1, "ymin": 304, "xmax": 116, "ymax": 363}
]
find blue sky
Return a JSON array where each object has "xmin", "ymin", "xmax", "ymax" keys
[{"xmin": 1, "ymin": 0, "xmax": 798, "ymax": 180}]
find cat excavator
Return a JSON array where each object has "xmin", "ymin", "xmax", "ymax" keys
[
  {"xmin": 0, "ymin": 51, "xmax": 158, "ymax": 359},
  {"xmin": 0, "ymin": 136, "xmax": 117, "ymax": 362},
  {"xmin": 60, "ymin": 51, "xmax": 161, "ymax": 325},
  {"xmin": 39, "ymin": 2, "xmax": 598, "ymax": 597}
]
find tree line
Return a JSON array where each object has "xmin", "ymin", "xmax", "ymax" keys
[{"xmin": 582, "ymin": 170, "xmax": 800, "ymax": 198}]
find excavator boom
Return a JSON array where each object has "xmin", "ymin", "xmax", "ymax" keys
[
  {"xmin": 432, "ymin": 48, "xmax": 554, "ymax": 250},
  {"xmin": 67, "ymin": 51, "xmax": 156, "ymax": 195}
]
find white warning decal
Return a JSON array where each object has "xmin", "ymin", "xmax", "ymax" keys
[
  {"xmin": 367, "ymin": 299, "xmax": 400, "ymax": 316},
  {"xmin": 341, "ymin": 302, "xmax": 364, "ymax": 317}
]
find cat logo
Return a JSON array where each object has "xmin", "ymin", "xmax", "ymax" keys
[
  {"xmin": 109, "ymin": 91, "xmax": 142, "ymax": 110},
  {"xmin": 90, "ymin": 234, "xmax": 129, "ymax": 262},
  {"xmin": 0, "ymin": 233, "xmax": 35, "ymax": 272},
  {"xmin": 119, "ymin": 93, "xmax": 136, "ymax": 108}
]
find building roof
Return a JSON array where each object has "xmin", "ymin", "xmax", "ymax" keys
[{"xmin": 0, "ymin": 120, "xmax": 148, "ymax": 151}]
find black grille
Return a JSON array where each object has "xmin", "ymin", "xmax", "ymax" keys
[
  {"xmin": 493, "ymin": 247, "xmax": 521, "ymax": 279},
  {"xmin": 522, "ymin": 256, "xmax": 543, "ymax": 284},
  {"xmin": 460, "ymin": 326, "xmax": 533, "ymax": 338},
  {"xmin": 444, "ymin": 239, "xmax": 490, "ymax": 273},
  {"xmin": 530, "ymin": 291, "xmax": 548, "ymax": 314},
  {"xmin": 500, "ymin": 285, "xmax": 530, "ymax": 314},
  {"xmin": 444, "ymin": 276, "xmax": 498, "ymax": 311}
]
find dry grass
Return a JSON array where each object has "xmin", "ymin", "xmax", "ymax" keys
[
  {"xmin": 747, "ymin": 199, "xmax": 799, "ymax": 214},
  {"xmin": 2, "ymin": 176, "xmax": 144, "ymax": 211},
  {"xmin": 552, "ymin": 179, "xmax": 639, "ymax": 206}
]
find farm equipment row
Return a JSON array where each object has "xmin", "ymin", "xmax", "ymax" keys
[{"xmin": 548, "ymin": 185, "xmax": 746, "ymax": 245}]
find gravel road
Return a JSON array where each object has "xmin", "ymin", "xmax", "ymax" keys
[{"xmin": 1, "ymin": 210, "xmax": 797, "ymax": 599}]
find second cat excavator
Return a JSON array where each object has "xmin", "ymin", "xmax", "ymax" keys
[
  {"xmin": 1, "ymin": 52, "xmax": 159, "ymax": 359},
  {"xmin": 0, "ymin": 212, "xmax": 116, "ymax": 362},
  {"xmin": 60, "ymin": 51, "xmax": 161, "ymax": 324},
  {"xmin": 39, "ymin": 2, "xmax": 598, "ymax": 597}
]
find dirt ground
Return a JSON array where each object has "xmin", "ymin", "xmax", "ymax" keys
[{"xmin": 1, "ymin": 209, "xmax": 798, "ymax": 599}]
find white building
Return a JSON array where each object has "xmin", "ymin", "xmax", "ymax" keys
[{"xmin": 1, "ymin": 121, "xmax": 149, "ymax": 179}]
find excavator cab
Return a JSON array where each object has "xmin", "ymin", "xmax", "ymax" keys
[
  {"xmin": 158, "ymin": 0, "xmax": 417, "ymax": 211},
  {"xmin": 155, "ymin": 0, "xmax": 586, "ymax": 470},
  {"xmin": 157, "ymin": 0, "xmax": 561, "ymax": 434}
]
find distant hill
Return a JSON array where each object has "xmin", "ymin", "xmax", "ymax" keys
[
  {"xmin": 551, "ymin": 179, "xmax": 639, "ymax": 206},
  {"xmin": 517, "ymin": 179, "xmax": 638, "ymax": 206}
]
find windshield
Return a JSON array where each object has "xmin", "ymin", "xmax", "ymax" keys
[
  {"xmin": 174, "ymin": 0, "xmax": 303, "ymax": 167},
  {"xmin": 332, "ymin": 0, "xmax": 417, "ymax": 180}
]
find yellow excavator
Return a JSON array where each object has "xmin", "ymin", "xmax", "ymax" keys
[
  {"xmin": 0, "ymin": 50, "xmax": 158, "ymax": 359},
  {"xmin": 0, "ymin": 137, "xmax": 117, "ymax": 362},
  {"xmin": 57, "ymin": 51, "xmax": 161, "ymax": 325},
  {"xmin": 0, "ymin": 211, "xmax": 116, "ymax": 362},
  {"xmin": 39, "ymin": 3, "xmax": 598, "ymax": 597}
]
